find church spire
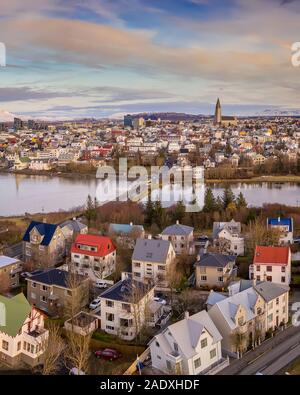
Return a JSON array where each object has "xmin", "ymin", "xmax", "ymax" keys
[{"xmin": 214, "ymin": 98, "xmax": 222, "ymax": 125}]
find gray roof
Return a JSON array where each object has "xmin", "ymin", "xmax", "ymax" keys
[
  {"xmin": 132, "ymin": 238, "xmax": 172, "ymax": 264},
  {"xmin": 0, "ymin": 256, "xmax": 19, "ymax": 268},
  {"xmin": 59, "ymin": 219, "xmax": 87, "ymax": 233},
  {"xmin": 213, "ymin": 220, "xmax": 241, "ymax": 239},
  {"xmin": 162, "ymin": 223, "xmax": 193, "ymax": 236},
  {"xmin": 206, "ymin": 291, "xmax": 227, "ymax": 307},
  {"xmin": 254, "ymin": 281, "xmax": 289, "ymax": 302},
  {"xmin": 195, "ymin": 253, "xmax": 236, "ymax": 268},
  {"xmin": 151, "ymin": 310, "xmax": 222, "ymax": 360},
  {"xmin": 100, "ymin": 274, "xmax": 152, "ymax": 302}
]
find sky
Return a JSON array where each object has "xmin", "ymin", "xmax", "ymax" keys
[{"xmin": 0, "ymin": 0, "xmax": 299, "ymax": 120}]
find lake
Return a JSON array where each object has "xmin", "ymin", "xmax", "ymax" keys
[{"xmin": 1, "ymin": 172, "xmax": 300, "ymax": 216}]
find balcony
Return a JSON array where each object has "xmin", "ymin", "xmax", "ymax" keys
[{"xmin": 24, "ymin": 327, "xmax": 48, "ymax": 343}]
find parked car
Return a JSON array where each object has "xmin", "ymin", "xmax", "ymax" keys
[
  {"xmin": 89, "ymin": 297, "xmax": 101, "ymax": 310},
  {"xmin": 95, "ymin": 280, "xmax": 108, "ymax": 289},
  {"xmin": 94, "ymin": 348, "xmax": 122, "ymax": 361},
  {"xmin": 154, "ymin": 297, "xmax": 167, "ymax": 305}
]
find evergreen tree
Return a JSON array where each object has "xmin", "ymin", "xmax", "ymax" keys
[
  {"xmin": 203, "ymin": 187, "xmax": 216, "ymax": 212},
  {"xmin": 153, "ymin": 200, "xmax": 163, "ymax": 229},
  {"xmin": 236, "ymin": 192, "xmax": 247, "ymax": 208},
  {"xmin": 144, "ymin": 198, "xmax": 154, "ymax": 226},
  {"xmin": 85, "ymin": 194, "xmax": 97, "ymax": 224},
  {"xmin": 173, "ymin": 200, "xmax": 186, "ymax": 222},
  {"xmin": 222, "ymin": 185, "xmax": 235, "ymax": 209}
]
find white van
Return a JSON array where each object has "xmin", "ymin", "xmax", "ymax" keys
[{"xmin": 95, "ymin": 280, "xmax": 108, "ymax": 289}]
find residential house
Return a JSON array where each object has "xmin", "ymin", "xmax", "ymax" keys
[
  {"xmin": 132, "ymin": 237, "xmax": 176, "ymax": 289},
  {"xmin": 213, "ymin": 220, "xmax": 244, "ymax": 256},
  {"xmin": 267, "ymin": 217, "xmax": 293, "ymax": 245},
  {"xmin": 0, "ymin": 293, "xmax": 48, "ymax": 367},
  {"xmin": 22, "ymin": 221, "xmax": 66, "ymax": 267},
  {"xmin": 207, "ymin": 286, "xmax": 266, "ymax": 355},
  {"xmin": 100, "ymin": 273, "xmax": 164, "ymax": 341},
  {"xmin": 149, "ymin": 310, "xmax": 228, "ymax": 375},
  {"xmin": 26, "ymin": 268, "xmax": 89, "ymax": 317},
  {"xmin": 59, "ymin": 218, "xmax": 88, "ymax": 254},
  {"xmin": 161, "ymin": 221, "xmax": 194, "ymax": 255},
  {"xmin": 71, "ymin": 234, "xmax": 116, "ymax": 282},
  {"xmin": 108, "ymin": 222, "xmax": 145, "ymax": 248},
  {"xmin": 249, "ymin": 245, "xmax": 291, "ymax": 286},
  {"xmin": 0, "ymin": 256, "xmax": 22, "ymax": 290},
  {"xmin": 194, "ymin": 253, "xmax": 237, "ymax": 289}
]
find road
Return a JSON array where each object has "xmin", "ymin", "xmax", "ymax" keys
[{"xmin": 219, "ymin": 324, "xmax": 300, "ymax": 375}]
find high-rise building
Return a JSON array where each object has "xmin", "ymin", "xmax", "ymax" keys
[
  {"xmin": 28, "ymin": 119, "xmax": 36, "ymax": 130},
  {"xmin": 14, "ymin": 117, "xmax": 23, "ymax": 131},
  {"xmin": 214, "ymin": 98, "xmax": 222, "ymax": 125},
  {"xmin": 124, "ymin": 114, "xmax": 133, "ymax": 128}
]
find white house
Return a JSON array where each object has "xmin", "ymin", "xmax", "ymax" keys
[
  {"xmin": 149, "ymin": 310, "xmax": 228, "ymax": 375},
  {"xmin": 100, "ymin": 274, "xmax": 164, "ymax": 341},
  {"xmin": 249, "ymin": 245, "xmax": 291, "ymax": 286},
  {"xmin": 213, "ymin": 220, "xmax": 244, "ymax": 256},
  {"xmin": 0, "ymin": 293, "xmax": 48, "ymax": 367},
  {"xmin": 132, "ymin": 238, "xmax": 176, "ymax": 289},
  {"xmin": 161, "ymin": 221, "xmax": 194, "ymax": 255}
]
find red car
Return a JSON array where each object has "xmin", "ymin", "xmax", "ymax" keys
[{"xmin": 94, "ymin": 348, "xmax": 122, "ymax": 361}]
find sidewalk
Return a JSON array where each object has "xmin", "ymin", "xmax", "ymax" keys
[{"xmin": 218, "ymin": 324, "xmax": 300, "ymax": 375}]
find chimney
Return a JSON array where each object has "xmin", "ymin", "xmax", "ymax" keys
[
  {"xmin": 176, "ymin": 220, "xmax": 179, "ymax": 225},
  {"xmin": 184, "ymin": 311, "xmax": 189, "ymax": 319}
]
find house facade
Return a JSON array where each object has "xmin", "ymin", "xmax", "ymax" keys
[
  {"xmin": 267, "ymin": 217, "xmax": 293, "ymax": 245},
  {"xmin": 22, "ymin": 221, "xmax": 66, "ymax": 267},
  {"xmin": 0, "ymin": 256, "xmax": 22, "ymax": 290},
  {"xmin": 249, "ymin": 245, "xmax": 291, "ymax": 286},
  {"xmin": 26, "ymin": 268, "xmax": 89, "ymax": 317},
  {"xmin": 71, "ymin": 234, "xmax": 116, "ymax": 281},
  {"xmin": 195, "ymin": 253, "xmax": 237, "ymax": 289},
  {"xmin": 213, "ymin": 220, "xmax": 244, "ymax": 256},
  {"xmin": 132, "ymin": 238, "xmax": 176, "ymax": 289},
  {"xmin": 100, "ymin": 274, "xmax": 163, "ymax": 341},
  {"xmin": 161, "ymin": 221, "xmax": 194, "ymax": 255},
  {"xmin": 149, "ymin": 310, "xmax": 228, "ymax": 375},
  {"xmin": 0, "ymin": 293, "xmax": 48, "ymax": 367}
]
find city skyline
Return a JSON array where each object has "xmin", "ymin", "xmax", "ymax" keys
[{"xmin": 0, "ymin": 0, "xmax": 299, "ymax": 120}]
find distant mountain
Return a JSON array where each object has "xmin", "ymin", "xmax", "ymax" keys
[
  {"xmin": 0, "ymin": 109, "xmax": 17, "ymax": 122},
  {"xmin": 257, "ymin": 109, "xmax": 300, "ymax": 116},
  {"xmin": 126, "ymin": 112, "xmax": 210, "ymax": 121}
]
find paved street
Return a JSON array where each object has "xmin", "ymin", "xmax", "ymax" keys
[{"xmin": 218, "ymin": 324, "xmax": 300, "ymax": 375}]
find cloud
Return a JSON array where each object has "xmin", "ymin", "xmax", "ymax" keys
[{"xmin": 0, "ymin": 87, "xmax": 76, "ymax": 102}]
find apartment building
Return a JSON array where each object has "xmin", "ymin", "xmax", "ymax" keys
[
  {"xmin": 71, "ymin": 234, "xmax": 116, "ymax": 282},
  {"xmin": 161, "ymin": 221, "xmax": 194, "ymax": 255},
  {"xmin": 0, "ymin": 256, "xmax": 22, "ymax": 290}
]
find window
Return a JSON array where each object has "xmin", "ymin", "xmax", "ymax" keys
[
  {"xmin": 217, "ymin": 267, "xmax": 223, "ymax": 272},
  {"xmin": 155, "ymin": 341, "xmax": 160, "ymax": 348},
  {"xmin": 276, "ymin": 298, "xmax": 279, "ymax": 305},
  {"xmin": 122, "ymin": 303, "xmax": 131, "ymax": 312},
  {"xmin": 256, "ymin": 265, "xmax": 260, "ymax": 272},
  {"xmin": 30, "ymin": 344, "xmax": 34, "ymax": 354},
  {"xmin": 257, "ymin": 307, "xmax": 262, "ymax": 315},
  {"xmin": 194, "ymin": 357, "xmax": 201, "ymax": 369},
  {"xmin": 134, "ymin": 262, "xmax": 141, "ymax": 268},
  {"xmin": 158, "ymin": 265, "xmax": 165, "ymax": 271},
  {"xmin": 41, "ymin": 295, "xmax": 47, "ymax": 303},
  {"xmin": 174, "ymin": 343, "xmax": 179, "ymax": 352},
  {"xmin": 210, "ymin": 348, "xmax": 217, "ymax": 359},
  {"xmin": 134, "ymin": 272, "xmax": 141, "ymax": 278},
  {"xmin": 266, "ymin": 276, "xmax": 272, "ymax": 282},
  {"xmin": 256, "ymin": 275, "xmax": 261, "ymax": 281},
  {"xmin": 218, "ymin": 277, "xmax": 223, "ymax": 282},
  {"xmin": 106, "ymin": 325, "xmax": 114, "ymax": 331},
  {"xmin": 268, "ymin": 313, "xmax": 273, "ymax": 323},
  {"xmin": 238, "ymin": 317, "xmax": 244, "ymax": 326},
  {"xmin": 42, "ymin": 285, "xmax": 48, "ymax": 291},
  {"xmin": 281, "ymin": 266, "xmax": 286, "ymax": 273},
  {"xmin": 266, "ymin": 266, "xmax": 272, "ymax": 272},
  {"xmin": 2, "ymin": 340, "xmax": 8, "ymax": 351},
  {"xmin": 201, "ymin": 338, "xmax": 207, "ymax": 348},
  {"xmin": 281, "ymin": 277, "xmax": 286, "ymax": 283},
  {"xmin": 106, "ymin": 313, "xmax": 114, "ymax": 322},
  {"xmin": 166, "ymin": 360, "xmax": 172, "ymax": 371},
  {"xmin": 200, "ymin": 276, "xmax": 207, "ymax": 281},
  {"xmin": 106, "ymin": 300, "xmax": 114, "ymax": 308},
  {"xmin": 17, "ymin": 342, "xmax": 21, "ymax": 351},
  {"xmin": 32, "ymin": 282, "xmax": 36, "ymax": 288}
]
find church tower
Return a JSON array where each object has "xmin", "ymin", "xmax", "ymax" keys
[{"xmin": 214, "ymin": 98, "xmax": 222, "ymax": 125}]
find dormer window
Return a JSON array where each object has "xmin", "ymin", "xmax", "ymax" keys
[{"xmin": 238, "ymin": 317, "xmax": 244, "ymax": 326}]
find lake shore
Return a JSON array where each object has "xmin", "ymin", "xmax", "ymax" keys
[{"xmin": 2, "ymin": 168, "xmax": 300, "ymax": 184}]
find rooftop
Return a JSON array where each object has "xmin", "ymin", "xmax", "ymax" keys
[{"xmin": 253, "ymin": 245, "xmax": 290, "ymax": 266}]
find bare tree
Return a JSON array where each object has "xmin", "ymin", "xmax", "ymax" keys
[
  {"xmin": 64, "ymin": 331, "xmax": 91, "ymax": 374},
  {"xmin": 246, "ymin": 217, "xmax": 281, "ymax": 256},
  {"xmin": 39, "ymin": 321, "xmax": 65, "ymax": 375}
]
